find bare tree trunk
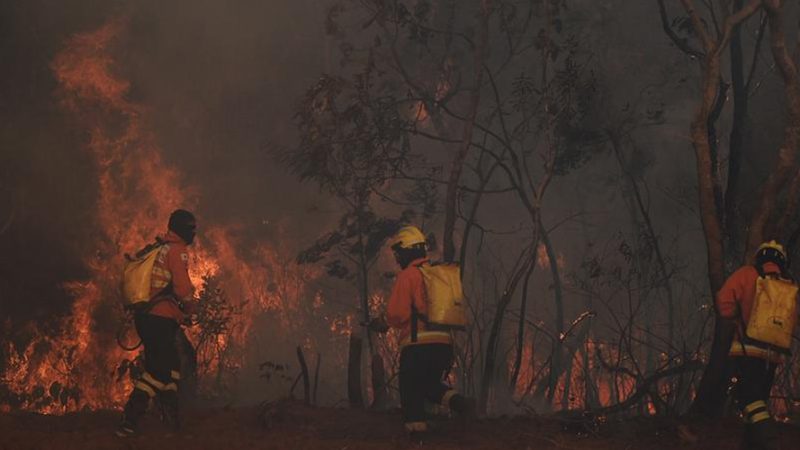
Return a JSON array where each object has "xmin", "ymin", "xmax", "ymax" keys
[
  {"xmin": 356, "ymin": 225, "xmax": 386, "ymax": 408},
  {"xmin": 692, "ymin": 1, "xmax": 798, "ymax": 417},
  {"xmin": 313, "ymin": 353, "xmax": 321, "ymax": 406},
  {"xmin": 509, "ymin": 258, "xmax": 537, "ymax": 392},
  {"xmin": 541, "ymin": 224, "xmax": 564, "ymax": 405},
  {"xmin": 443, "ymin": 0, "xmax": 492, "ymax": 262},
  {"xmin": 296, "ymin": 346, "xmax": 310, "ymax": 405},
  {"xmin": 776, "ymin": 168, "xmax": 800, "ymax": 237},
  {"xmin": 681, "ymin": 0, "xmax": 762, "ymax": 417},
  {"xmin": 478, "ymin": 234, "xmax": 539, "ymax": 414},
  {"xmin": 724, "ymin": 0, "xmax": 756, "ymax": 264},
  {"xmin": 747, "ymin": 0, "xmax": 800, "ymax": 251},
  {"xmin": 0, "ymin": 195, "xmax": 14, "ymax": 236},
  {"xmin": 582, "ymin": 338, "xmax": 600, "ymax": 410},
  {"xmin": 347, "ymin": 334, "xmax": 363, "ymax": 408}
]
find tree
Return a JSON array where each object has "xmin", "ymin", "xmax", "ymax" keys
[
  {"xmin": 318, "ymin": 0, "xmax": 604, "ymax": 414},
  {"xmin": 281, "ymin": 69, "xmax": 415, "ymax": 407},
  {"xmin": 660, "ymin": 0, "xmax": 800, "ymax": 417}
]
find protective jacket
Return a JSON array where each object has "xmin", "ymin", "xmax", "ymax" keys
[
  {"xmin": 148, "ymin": 230, "xmax": 196, "ymax": 321},
  {"xmin": 387, "ymin": 258, "xmax": 452, "ymax": 348},
  {"xmin": 717, "ymin": 262, "xmax": 784, "ymax": 362}
]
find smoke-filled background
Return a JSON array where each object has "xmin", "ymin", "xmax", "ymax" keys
[
  {"xmin": 1, "ymin": 0, "xmax": 799, "ymax": 417},
  {"xmin": 0, "ymin": 0, "xmax": 334, "ymax": 318}
]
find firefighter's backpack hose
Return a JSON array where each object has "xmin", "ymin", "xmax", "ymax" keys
[{"xmin": 116, "ymin": 313, "xmax": 142, "ymax": 351}]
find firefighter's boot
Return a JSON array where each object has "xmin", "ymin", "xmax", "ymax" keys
[
  {"xmin": 158, "ymin": 390, "xmax": 180, "ymax": 432},
  {"xmin": 750, "ymin": 419, "xmax": 777, "ymax": 450},
  {"xmin": 404, "ymin": 421, "xmax": 430, "ymax": 443},
  {"xmin": 448, "ymin": 394, "xmax": 477, "ymax": 420},
  {"xmin": 116, "ymin": 388, "xmax": 150, "ymax": 437}
]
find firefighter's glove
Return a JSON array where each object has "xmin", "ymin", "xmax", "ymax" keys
[
  {"xmin": 367, "ymin": 316, "xmax": 389, "ymax": 333},
  {"xmin": 181, "ymin": 314, "xmax": 198, "ymax": 327}
]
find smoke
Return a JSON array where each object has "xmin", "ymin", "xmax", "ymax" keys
[
  {"xmin": 0, "ymin": 0, "xmax": 336, "ymax": 323},
  {"xmin": 2, "ymin": 0, "xmax": 796, "ymax": 415},
  {"xmin": 119, "ymin": 0, "xmax": 334, "ymax": 226}
]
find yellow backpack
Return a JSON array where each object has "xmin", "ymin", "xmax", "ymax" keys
[
  {"xmin": 121, "ymin": 241, "xmax": 165, "ymax": 306},
  {"xmin": 746, "ymin": 273, "xmax": 799, "ymax": 351},
  {"xmin": 418, "ymin": 262, "xmax": 467, "ymax": 330}
]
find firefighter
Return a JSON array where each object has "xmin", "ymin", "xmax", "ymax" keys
[
  {"xmin": 116, "ymin": 209, "xmax": 198, "ymax": 437},
  {"xmin": 381, "ymin": 225, "xmax": 475, "ymax": 435},
  {"xmin": 717, "ymin": 240, "xmax": 797, "ymax": 450}
]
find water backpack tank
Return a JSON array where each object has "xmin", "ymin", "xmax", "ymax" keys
[
  {"xmin": 418, "ymin": 262, "xmax": 466, "ymax": 330},
  {"xmin": 746, "ymin": 274, "xmax": 798, "ymax": 351},
  {"xmin": 121, "ymin": 241, "xmax": 164, "ymax": 305}
]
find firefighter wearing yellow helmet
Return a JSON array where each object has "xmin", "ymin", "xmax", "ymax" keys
[
  {"xmin": 391, "ymin": 225, "xmax": 428, "ymax": 251},
  {"xmin": 716, "ymin": 240, "xmax": 798, "ymax": 450},
  {"xmin": 379, "ymin": 225, "xmax": 474, "ymax": 436}
]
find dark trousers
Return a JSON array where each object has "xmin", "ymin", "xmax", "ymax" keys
[
  {"xmin": 399, "ymin": 343, "xmax": 454, "ymax": 424},
  {"xmin": 728, "ymin": 356, "xmax": 778, "ymax": 450},
  {"xmin": 122, "ymin": 314, "xmax": 182, "ymax": 428}
]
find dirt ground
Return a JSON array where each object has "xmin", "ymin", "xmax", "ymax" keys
[{"xmin": 2, "ymin": 402, "xmax": 800, "ymax": 450}]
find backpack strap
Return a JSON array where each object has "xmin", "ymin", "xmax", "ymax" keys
[
  {"xmin": 410, "ymin": 304, "xmax": 418, "ymax": 343},
  {"xmin": 133, "ymin": 237, "xmax": 166, "ymax": 259},
  {"xmin": 413, "ymin": 260, "xmax": 431, "ymax": 324},
  {"xmin": 755, "ymin": 263, "xmax": 786, "ymax": 280},
  {"xmin": 409, "ymin": 260, "xmax": 433, "ymax": 343}
]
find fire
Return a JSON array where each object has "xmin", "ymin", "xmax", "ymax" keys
[
  {"xmin": 0, "ymin": 16, "xmax": 330, "ymax": 413},
  {"xmin": 536, "ymin": 243, "xmax": 565, "ymax": 269}
]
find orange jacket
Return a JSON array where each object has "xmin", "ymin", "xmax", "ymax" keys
[
  {"xmin": 148, "ymin": 231, "xmax": 196, "ymax": 322},
  {"xmin": 716, "ymin": 262, "xmax": 782, "ymax": 361},
  {"xmin": 387, "ymin": 258, "xmax": 451, "ymax": 348}
]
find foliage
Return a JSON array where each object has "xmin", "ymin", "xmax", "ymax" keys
[
  {"xmin": 297, "ymin": 209, "xmax": 413, "ymax": 278},
  {"xmin": 193, "ymin": 275, "xmax": 246, "ymax": 397},
  {"xmin": 282, "ymin": 69, "xmax": 413, "ymax": 205}
]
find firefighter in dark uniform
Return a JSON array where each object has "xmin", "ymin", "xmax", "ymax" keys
[{"xmin": 116, "ymin": 209, "xmax": 198, "ymax": 437}]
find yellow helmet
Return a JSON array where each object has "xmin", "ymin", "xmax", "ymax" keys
[
  {"xmin": 755, "ymin": 240, "xmax": 787, "ymax": 265},
  {"xmin": 757, "ymin": 240, "xmax": 785, "ymax": 256},
  {"xmin": 391, "ymin": 226, "xmax": 427, "ymax": 250}
]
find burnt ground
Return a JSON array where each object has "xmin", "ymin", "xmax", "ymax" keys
[{"xmin": 2, "ymin": 402, "xmax": 800, "ymax": 450}]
